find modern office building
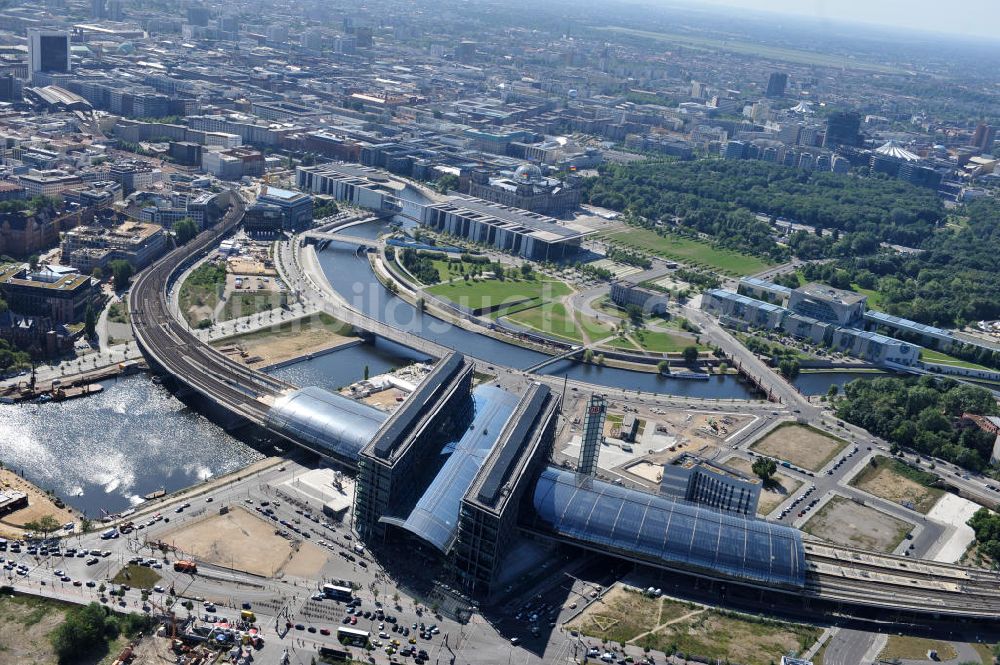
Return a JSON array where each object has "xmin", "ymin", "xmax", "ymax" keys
[
  {"xmin": 610, "ymin": 281, "xmax": 669, "ymax": 315},
  {"xmin": 824, "ymin": 111, "xmax": 861, "ymax": 148},
  {"xmin": 737, "ymin": 276, "xmax": 792, "ymax": 304},
  {"xmin": 861, "ymin": 309, "xmax": 955, "ymax": 351},
  {"xmin": 971, "ymin": 123, "xmax": 996, "ymax": 153},
  {"xmin": 295, "ymin": 162, "xmax": 404, "ymax": 212},
  {"xmin": 702, "ymin": 289, "xmax": 786, "ymax": 329},
  {"xmin": 355, "ymin": 352, "xmax": 474, "ymax": 542},
  {"xmin": 28, "ymin": 30, "xmax": 70, "ymax": 79},
  {"xmin": 16, "ymin": 172, "xmax": 82, "ymax": 198},
  {"xmin": 420, "ymin": 197, "xmax": 590, "ymax": 262},
  {"xmin": 703, "ymin": 286, "xmax": 918, "ymax": 367},
  {"xmin": 0, "ymin": 264, "xmax": 98, "ymax": 324},
  {"xmin": 60, "ymin": 221, "xmax": 167, "ymax": 273},
  {"xmin": 659, "ymin": 454, "xmax": 761, "ymax": 516},
  {"xmin": 721, "ymin": 140, "xmax": 746, "ymax": 160},
  {"xmin": 201, "ymin": 147, "xmax": 265, "ymax": 180},
  {"xmin": 577, "ymin": 394, "xmax": 606, "ymax": 476},
  {"xmin": 455, "ymin": 383, "xmax": 557, "ymax": 597},
  {"xmin": 765, "ymin": 72, "xmax": 788, "ymax": 98},
  {"xmin": 787, "ymin": 283, "xmax": 866, "ymax": 326},
  {"xmin": 243, "ymin": 202, "xmax": 285, "ymax": 236},
  {"xmin": 255, "ymin": 186, "xmax": 313, "ymax": 232}
]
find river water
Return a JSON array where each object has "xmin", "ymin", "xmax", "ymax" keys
[
  {"xmin": 267, "ymin": 337, "xmax": 429, "ymax": 391},
  {"xmin": 0, "ymin": 375, "xmax": 263, "ymax": 517},
  {"xmin": 792, "ymin": 370, "xmax": 882, "ymax": 395},
  {"xmin": 316, "ymin": 238, "xmax": 762, "ymax": 399}
]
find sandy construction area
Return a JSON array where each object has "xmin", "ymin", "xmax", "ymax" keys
[
  {"xmin": 849, "ymin": 458, "xmax": 943, "ymax": 514},
  {"xmin": 162, "ymin": 506, "xmax": 324, "ymax": 578},
  {"xmin": 214, "ymin": 314, "xmax": 357, "ymax": 368},
  {"xmin": 803, "ymin": 495, "xmax": 913, "ymax": 553},
  {"xmin": 0, "ymin": 469, "xmax": 78, "ymax": 538},
  {"xmin": 750, "ymin": 423, "xmax": 847, "ymax": 471}
]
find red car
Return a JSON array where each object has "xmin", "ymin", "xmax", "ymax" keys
[
  {"xmin": 350, "ymin": 616, "xmax": 358, "ymax": 625},
  {"xmin": 320, "ymin": 628, "xmax": 330, "ymax": 636}
]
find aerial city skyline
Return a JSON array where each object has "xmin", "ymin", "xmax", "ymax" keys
[{"xmin": 0, "ymin": 1, "xmax": 999, "ymax": 664}]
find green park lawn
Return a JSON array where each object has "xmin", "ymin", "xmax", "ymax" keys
[
  {"xmin": 606, "ymin": 330, "xmax": 706, "ymax": 354},
  {"xmin": 920, "ymin": 348, "xmax": 992, "ymax": 371},
  {"xmin": 428, "ymin": 277, "xmax": 572, "ymax": 314},
  {"xmin": 507, "ymin": 302, "xmax": 615, "ymax": 344},
  {"xmin": 849, "ymin": 283, "xmax": 885, "ymax": 310},
  {"xmin": 601, "ymin": 227, "xmax": 773, "ymax": 276}
]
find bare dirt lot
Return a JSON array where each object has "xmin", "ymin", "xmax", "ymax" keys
[
  {"xmin": 626, "ymin": 461, "xmax": 664, "ymax": 483},
  {"xmin": 749, "ymin": 423, "xmax": 848, "ymax": 471},
  {"xmin": 162, "ymin": 506, "xmax": 325, "ymax": 578},
  {"xmin": 0, "ymin": 594, "xmax": 69, "ymax": 665},
  {"xmin": 849, "ymin": 457, "xmax": 944, "ymax": 514},
  {"xmin": 722, "ymin": 456, "xmax": 802, "ymax": 516},
  {"xmin": 568, "ymin": 584, "xmax": 820, "ymax": 665},
  {"xmin": 212, "ymin": 313, "xmax": 356, "ymax": 368},
  {"xmin": 802, "ymin": 495, "xmax": 913, "ymax": 553},
  {"xmin": 0, "ymin": 469, "xmax": 78, "ymax": 539}
]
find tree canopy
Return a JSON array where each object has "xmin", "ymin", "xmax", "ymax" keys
[
  {"xmin": 968, "ymin": 508, "xmax": 1000, "ymax": 567},
  {"xmin": 172, "ymin": 217, "xmax": 199, "ymax": 246},
  {"xmin": 109, "ymin": 260, "xmax": 134, "ymax": 290},
  {"xmin": 834, "ymin": 376, "xmax": 999, "ymax": 471},
  {"xmin": 581, "ymin": 159, "xmax": 943, "ymax": 261}
]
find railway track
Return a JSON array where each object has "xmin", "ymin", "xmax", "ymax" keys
[{"xmin": 129, "ymin": 194, "xmax": 291, "ymax": 424}]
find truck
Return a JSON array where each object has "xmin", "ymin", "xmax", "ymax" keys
[{"xmin": 173, "ymin": 560, "xmax": 197, "ymax": 573}]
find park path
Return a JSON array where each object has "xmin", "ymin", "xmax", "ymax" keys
[{"xmin": 627, "ymin": 608, "xmax": 706, "ymax": 644}]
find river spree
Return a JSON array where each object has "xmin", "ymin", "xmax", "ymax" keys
[
  {"xmin": 317, "ymin": 239, "xmax": 763, "ymax": 400},
  {"xmin": 0, "ymin": 376, "xmax": 263, "ymax": 517}
]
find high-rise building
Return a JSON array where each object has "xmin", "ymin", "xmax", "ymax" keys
[
  {"xmin": 824, "ymin": 111, "xmax": 861, "ymax": 148},
  {"xmin": 106, "ymin": 0, "xmax": 123, "ymax": 21},
  {"xmin": 721, "ymin": 140, "xmax": 746, "ymax": 160},
  {"xmin": 187, "ymin": 5, "xmax": 210, "ymax": 26},
  {"xmin": 577, "ymin": 394, "xmax": 606, "ymax": 476},
  {"xmin": 28, "ymin": 30, "xmax": 70, "ymax": 79},
  {"xmin": 91, "ymin": 0, "xmax": 105, "ymax": 19},
  {"xmin": 971, "ymin": 122, "xmax": 996, "ymax": 153},
  {"xmin": 765, "ymin": 72, "xmax": 788, "ymax": 98}
]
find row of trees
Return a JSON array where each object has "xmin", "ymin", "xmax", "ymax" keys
[{"xmin": 833, "ymin": 375, "xmax": 999, "ymax": 471}]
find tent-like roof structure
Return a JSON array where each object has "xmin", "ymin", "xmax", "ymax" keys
[{"xmin": 876, "ymin": 140, "xmax": 920, "ymax": 162}]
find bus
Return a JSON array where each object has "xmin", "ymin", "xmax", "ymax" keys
[
  {"xmin": 337, "ymin": 626, "xmax": 369, "ymax": 647},
  {"xmin": 322, "ymin": 584, "xmax": 353, "ymax": 602}
]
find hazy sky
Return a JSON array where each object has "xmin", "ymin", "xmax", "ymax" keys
[{"xmin": 687, "ymin": 0, "xmax": 1000, "ymax": 40}]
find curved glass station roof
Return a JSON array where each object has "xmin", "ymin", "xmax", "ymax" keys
[
  {"xmin": 399, "ymin": 385, "xmax": 520, "ymax": 552},
  {"xmin": 267, "ymin": 386, "xmax": 387, "ymax": 461},
  {"xmin": 531, "ymin": 467, "xmax": 806, "ymax": 588}
]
